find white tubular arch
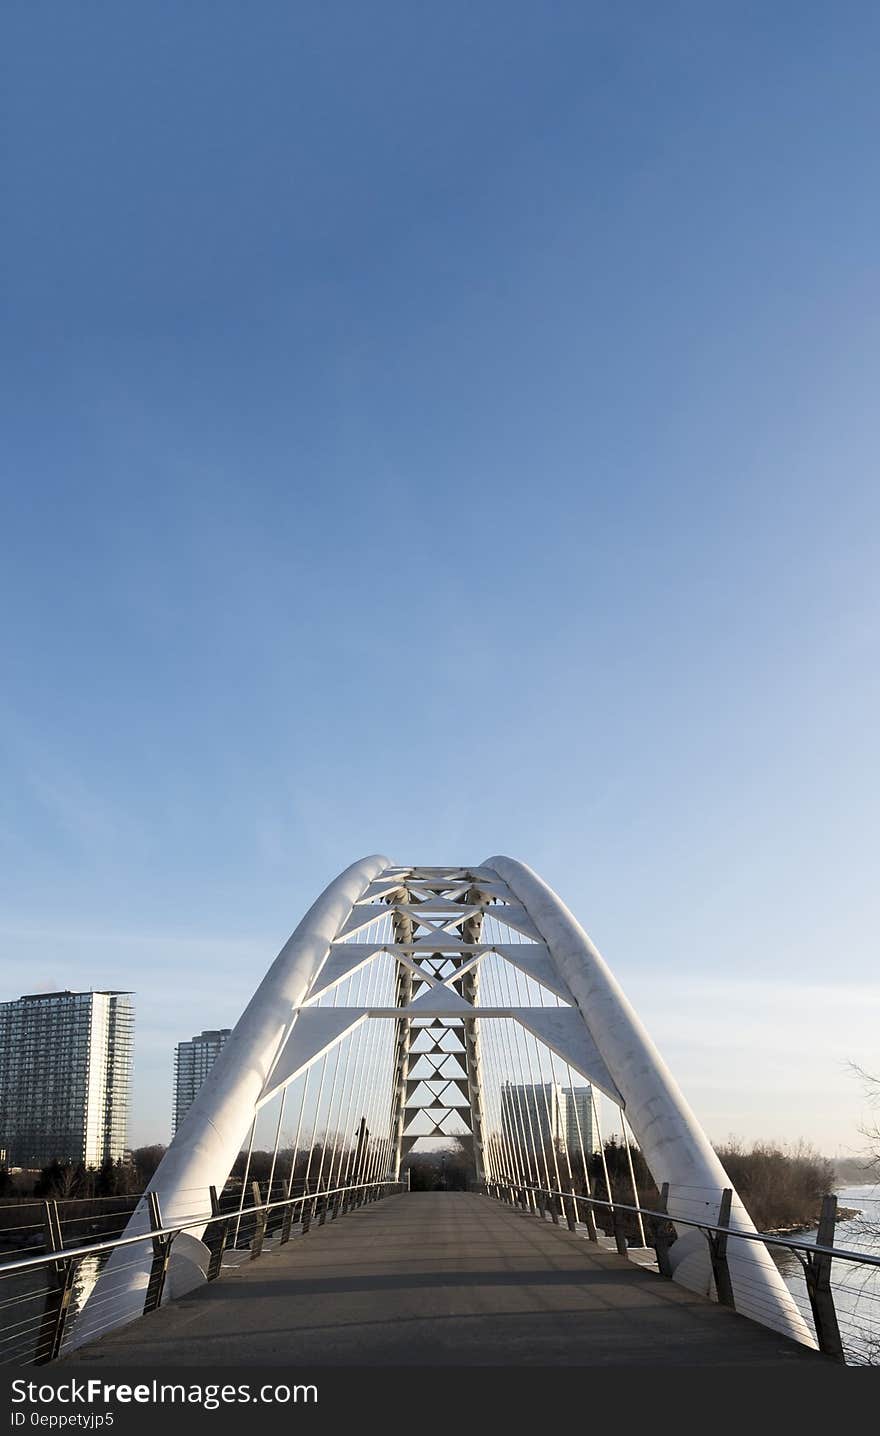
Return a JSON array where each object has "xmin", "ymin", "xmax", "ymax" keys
[
  {"xmin": 142, "ymin": 853, "xmax": 389, "ymax": 1225},
  {"xmin": 70, "ymin": 853, "xmax": 389, "ymax": 1346},
  {"xmin": 485, "ymin": 855, "xmax": 814, "ymax": 1346},
  {"xmin": 71, "ymin": 852, "xmax": 813, "ymax": 1352}
]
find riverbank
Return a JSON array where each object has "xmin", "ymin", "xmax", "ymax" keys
[{"xmin": 765, "ymin": 1204, "xmax": 860, "ymax": 1238}]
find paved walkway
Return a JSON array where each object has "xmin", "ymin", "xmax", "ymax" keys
[{"xmin": 64, "ymin": 1193, "xmax": 822, "ymax": 1366}]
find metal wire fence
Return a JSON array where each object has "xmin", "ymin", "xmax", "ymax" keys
[
  {"xmin": 483, "ymin": 1179, "xmax": 880, "ymax": 1365},
  {"xmin": 0, "ymin": 1178, "xmax": 405, "ymax": 1366}
]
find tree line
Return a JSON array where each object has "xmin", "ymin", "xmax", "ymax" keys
[
  {"xmin": 0, "ymin": 1135, "xmax": 844, "ymax": 1235},
  {"xmin": 485, "ymin": 1134, "xmax": 838, "ymax": 1236}
]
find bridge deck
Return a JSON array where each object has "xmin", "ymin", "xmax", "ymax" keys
[{"xmin": 65, "ymin": 1193, "xmax": 822, "ymax": 1367}]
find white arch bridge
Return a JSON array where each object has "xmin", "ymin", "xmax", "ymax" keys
[{"xmin": 59, "ymin": 856, "xmax": 843, "ymax": 1363}]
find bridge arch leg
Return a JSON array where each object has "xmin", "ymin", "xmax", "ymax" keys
[
  {"xmin": 69, "ymin": 853, "xmax": 814, "ymax": 1354},
  {"xmin": 69, "ymin": 854, "xmax": 390, "ymax": 1347},
  {"xmin": 484, "ymin": 855, "xmax": 815, "ymax": 1346}
]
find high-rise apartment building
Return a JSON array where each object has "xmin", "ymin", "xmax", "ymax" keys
[
  {"xmin": 562, "ymin": 1085, "xmax": 597, "ymax": 1156},
  {"xmin": 501, "ymin": 1080, "xmax": 565, "ymax": 1154},
  {"xmin": 500, "ymin": 1081, "xmax": 597, "ymax": 1167},
  {"xmin": 0, "ymin": 990, "xmax": 134, "ymax": 1169},
  {"xmin": 172, "ymin": 1029, "xmax": 231, "ymax": 1135}
]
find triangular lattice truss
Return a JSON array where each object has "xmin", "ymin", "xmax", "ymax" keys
[
  {"xmin": 74, "ymin": 853, "xmax": 813, "ymax": 1356},
  {"xmin": 257, "ymin": 864, "xmax": 621, "ymax": 1181}
]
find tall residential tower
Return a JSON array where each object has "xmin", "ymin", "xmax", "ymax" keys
[
  {"xmin": 0, "ymin": 990, "xmax": 134, "ymax": 1169},
  {"xmin": 500, "ymin": 1081, "xmax": 597, "ymax": 1169},
  {"xmin": 172, "ymin": 1029, "xmax": 231, "ymax": 1135}
]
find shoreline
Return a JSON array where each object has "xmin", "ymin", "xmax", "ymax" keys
[{"xmin": 765, "ymin": 1205, "xmax": 861, "ymax": 1238}]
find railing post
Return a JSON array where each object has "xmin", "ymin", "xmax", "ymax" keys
[
  {"xmin": 250, "ymin": 1181, "xmax": 268, "ymax": 1258},
  {"xmin": 706, "ymin": 1188, "xmax": 735, "ymax": 1308},
  {"xmin": 536, "ymin": 1190, "xmax": 547, "ymax": 1220},
  {"xmin": 279, "ymin": 1196, "xmax": 294, "ymax": 1245},
  {"xmin": 206, "ymin": 1185, "xmax": 230, "ymax": 1279},
  {"xmin": 302, "ymin": 1193, "xmax": 312, "ymax": 1234},
  {"xmin": 564, "ymin": 1188, "xmax": 578, "ymax": 1232},
  {"xmin": 803, "ymin": 1195, "xmax": 845, "ymax": 1361},
  {"xmin": 611, "ymin": 1202, "xmax": 628, "ymax": 1256},
  {"xmin": 144, "ymin": 1191, "xmax": 173, "ymax": 1313},
  {"xmin": 550, "ymin": 1192, "xmax": 560, "ymax": 1226},
  {"xmin": 36, "ymin": 1201, "xmax": 77, "ymax": 1364},
  {"xmin": 579, "ymin": 1189, "xmax": 598, "ymax": 1243},
  {"xmin": 650, "ymin": 1182, "xmax": 674, "ymax": 1278}
]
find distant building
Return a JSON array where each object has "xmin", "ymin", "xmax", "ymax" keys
[
  {"xmin": 500, "ymin": 1081, "xmax": 597, "ymax": 1170},
  {"xmin": 563, "ymin": 1086, "xmax": 597, "ymax": 1157},
  {"xmin": 501, "ymin": 1081, "xmax": 565, "ymax": 1157},
  {"xmin": 172, "ymin": 1029, "xmax": 231, "ymax": 1135},
  {"xmin": 0, "ymin": 990, "xmax": 134, "ymax": 1169}
]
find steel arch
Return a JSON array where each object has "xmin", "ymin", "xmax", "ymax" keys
[{"xmin": 70, "ymin": 855, "xmax": 814, "ymax": 1350}]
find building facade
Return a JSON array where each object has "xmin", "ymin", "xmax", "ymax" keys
[
  {"xmin": 0, "ymin": 990, "xmax": 134, "ymax": 1170},
  {"xmin": 172, "ymin": 1029, "xmax": 231, "ymax": 1135},
  {"xmin": 500, "ymin": 1080, "xmax": 597, "ymax": 1172},
  {"xmin": 562, "ymin": 1085, "xmax": 597, "ymax": 1157}
]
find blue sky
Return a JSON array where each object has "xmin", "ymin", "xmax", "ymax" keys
[{"xmin": 1, "ymin": 3, "xmax": 877, "ymax": 1154}]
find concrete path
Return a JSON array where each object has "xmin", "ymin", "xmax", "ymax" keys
[{"xmin": 64, "ymin": 1193, "xmax": 822, "ymax": 1366}]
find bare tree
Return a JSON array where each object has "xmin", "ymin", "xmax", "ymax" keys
[{"xmin": 849, "ymin": 1064, "xmax": 880, "ymax": 1180}]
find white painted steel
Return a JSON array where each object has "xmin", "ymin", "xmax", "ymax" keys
[
  {"xmin": 152, "ymin": 851, "xmax": 388, "ymax": 1225},
  {"xmin": 70, "ymin": 851, "xmax": 814, "ymax": 1353},
  {"xmin": 484, "ymin": 854, "xmax": 815, "ymax": 1346},
  {"xmin": 69, "ymin": 853, "xmax": 388, "ymax": 1348}
]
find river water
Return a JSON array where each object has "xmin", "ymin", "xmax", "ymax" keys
[{"xmin": 776, "ymin": 1184, "xmax": 880, "ymax": 1365}]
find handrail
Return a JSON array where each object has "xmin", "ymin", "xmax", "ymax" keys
[
  {"xmin": 485, "ymin": 1177, "xmax": 880, "ymax": 1362},
  {"xmin": 486, "ymin": 1180, "xmax": 880, "ymax": 1268},
  {"xmin": 0, "ymin": 1180, "xmax": 402, "ymax": 1282}
]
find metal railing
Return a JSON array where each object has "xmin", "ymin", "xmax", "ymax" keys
[
  {"xmin": 0, "ymin": 1178, "xmax": 404, "ymax": 1366},
  {"xmin": 5, "ymin": 1178, "xmax": 876, "ymax": 1367},
  {"xmin": 482, "ymin": 1178, "xmax": 880, "ymax": 1365}
]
